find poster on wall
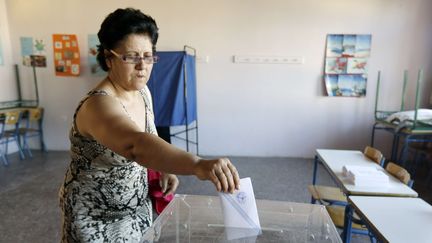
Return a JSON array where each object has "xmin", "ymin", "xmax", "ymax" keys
[
  {"xmin": 20, "ymin": 37, "xmax": 33, "ymax": 66},
  {"xmin": 88, "ymin": 34, "xmax": 104, "ymax": 76},
  {"xmin": 20, "ymin": 37, "xmax": 47, "ymax": 67},
  {"xmin": 324, "ymin": 34, "xmax": 371, "ymax": 97},
  {"xmin": 0, "ymin": 38, "xmax": 4, "ymax": 65},
  {"xmin": 52, "ymin": 34, "xmax": 80, "ymax": 76}
]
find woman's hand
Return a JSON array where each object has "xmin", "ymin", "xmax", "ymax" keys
[
  {"xmin": 194, "ymin": 158, "xmax": 240, "ymax": 193},
  {"xmin": 159, "ymin": 173, "xmax": 179, "ymax": 196}
]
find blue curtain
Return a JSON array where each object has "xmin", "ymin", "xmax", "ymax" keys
[{"xmin": 147, "ymin": 51, "xmax": 197, "ymax": 126}]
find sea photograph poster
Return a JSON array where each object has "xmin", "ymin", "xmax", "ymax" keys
[{"xmin": 324, "ymin": 34, "xmax": 371, "ymax": 97}]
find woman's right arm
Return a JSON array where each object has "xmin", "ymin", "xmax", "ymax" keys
[{"xmin": 76, "ymin": 95, "xmax": 240, "ymax": 192}]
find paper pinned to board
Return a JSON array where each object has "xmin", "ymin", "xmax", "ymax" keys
[{"xmin": 219, "ymin": 177, "xmax": 262, "ymax": 241}]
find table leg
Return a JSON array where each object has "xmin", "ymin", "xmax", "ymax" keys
[
  {"xmin": 391, "ymin": 133, "xmax": 400, "ymax": 162},
  {"xmin": 342, "ymin": 204, "xmax": 353, "ymax": 243},
  {"xmin": 398, "ymin": 134, "xmax": 412, "ymax": 167},
  {"xmin": 371, "ymin": 123, "xmax": 377, "ymax": 147},
  {"xmin": 312, "ymin": 155, "xmax": 319, "ymax": 185},
  {"xmin": 310, "ymin": 155, "xmax": 320, "ymax": 204}
]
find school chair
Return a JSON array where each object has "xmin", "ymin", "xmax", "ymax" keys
[
  {"xmin": 0, "ymin": 110, "xmax": 26, "ymax": 165},
  {"xmin": 18, "ymin": 107, "xmax": 46, "ymax": 158},
  {"xmin": 308, "ymin": 146, "xmax": 384, "ymax": 206},
  {"xmin": 326, "ymin": 162, "xmax": 413, "ymax": 242}
]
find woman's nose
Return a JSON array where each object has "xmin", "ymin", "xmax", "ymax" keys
[{"xmin": 135, "ymin": 61, "xmax": 145, "ymax": 70}]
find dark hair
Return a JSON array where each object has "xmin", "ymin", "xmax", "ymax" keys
[{"xmin": 96, "ymin": 8, "xmax": 159, "ymax": 71}]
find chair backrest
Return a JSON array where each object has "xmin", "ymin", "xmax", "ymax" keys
[
  {"xmin": 385, "ymin": 162, "xmax": 412, "ymax": 186},
  {"xmin": 1, "ymin": 110, "xmax": 22, "ymax": 135},
  {"xmin": 28, "ymin": 108, "xmax": 43, "ymax": 121},
  {"xmin": 363, "ymin": 146, "xmax": 384, "ymax": 165},
  {"xmin": 22, "ymin": 107, "xmax": 44, "ymax": 130},
  {"xmin": 4, "ymin": 111, "xmax": 21, "ymax": 125}
]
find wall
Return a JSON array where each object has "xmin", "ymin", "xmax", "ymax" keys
[
  {"xmin": 0, "ymin": 0, "xmax": 17, "ymax": 101},
  {"xmin": 3, "ymin": 0, "xmax": 432, "ymax": 157}
]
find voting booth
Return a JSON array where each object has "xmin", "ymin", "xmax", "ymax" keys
[
  {"xmin": 142, "ymin": 194, "xmax": 342, "ymax": 242},
  {"xmin": 147, "ymin": 46, "xmax": 198, "ymax": 153}
]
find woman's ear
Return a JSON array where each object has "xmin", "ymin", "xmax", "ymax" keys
[
  {"xmin": 104, "ymin": 49, "xmax": 112, "ymax": 69},
  {"xmin": 106, "ymin": 59, "xmax": 112, "ymax": 69}
]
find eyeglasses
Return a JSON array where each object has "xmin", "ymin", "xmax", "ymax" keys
[{"xmin": 109, "ymin": 49, "xmax": 159, "ymax": 64}]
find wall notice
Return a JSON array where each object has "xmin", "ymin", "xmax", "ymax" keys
[{"xmin": 52, "ymin": 34, "xmax": 80, "ymax": 76}]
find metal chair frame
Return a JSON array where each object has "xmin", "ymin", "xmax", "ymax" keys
[
  {"xmin": 0, "ymin": 110, "xmax": 25, "ymax": 165},
  {"xmin": 19, "ymin": 107, "xmax": 46, "ymax": 157}
]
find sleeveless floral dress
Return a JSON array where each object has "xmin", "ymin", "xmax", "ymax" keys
[{"xmin": 59, "ymin": 86, "xmax": 157, "ymax": 242}]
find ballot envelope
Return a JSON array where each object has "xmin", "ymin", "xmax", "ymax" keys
[{"xmin": 218, "ymin": 177, "xmax": 261, "ymax": 240}]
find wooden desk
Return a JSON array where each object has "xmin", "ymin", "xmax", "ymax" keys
[
  {"xmin": 372, "ymin": 119, "xmax": 432, "ymax": 164},
  {"xmin": 348, "ymin": 196, "xmax": 432, "ymax": 243},
  {"xmin": 0, "ymin": 100, "xmax": 38, "ymax": 110},
  {"xmin": 0, "ymin": 108, "xmax": 29, "ymax": 113},
  {"xmin": 0, "ymin": 100, "xmax": 39, "ymax": 123},
  {"xmin": 314, "ymin": 149, "xmax": 418, "ymax": 197}
]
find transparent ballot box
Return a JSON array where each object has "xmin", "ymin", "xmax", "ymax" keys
[{"xmin": 142, "ymin": 194, "xmax": 342, "ymax": 243}]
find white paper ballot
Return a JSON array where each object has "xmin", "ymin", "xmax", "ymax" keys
[{"xmin": 219, "ymin": 177, "xmax": 262, "ymax": 241}]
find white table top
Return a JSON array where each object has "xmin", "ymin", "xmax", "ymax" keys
[
  {"xmin": 316, "ymin": 149, "xmax": 418, "ymax": 197},
  {"xmin": 349, "ymin": 196, "xmax": 432, "ymax": 243}
]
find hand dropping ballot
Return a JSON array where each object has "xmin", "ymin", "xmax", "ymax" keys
[{"xmin": 219, "ymin": 177, "xmax": 262, "ymax": 240}]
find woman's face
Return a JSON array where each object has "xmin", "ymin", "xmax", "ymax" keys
[{"xmin": 107, "ymin": 34, "xmax": 154, "ymax": 91}]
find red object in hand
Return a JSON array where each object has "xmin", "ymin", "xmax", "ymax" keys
[{"xmin": 147, "ymin": 169, "xmax": 174, "ymax": 214}]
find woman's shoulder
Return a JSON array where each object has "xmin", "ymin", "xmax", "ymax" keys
[
  {"xmin": 74, "ymin": 89, "xmax": 128, "ymax": 140},
  {"xmin": 81, "ymin": 89, "xmax": 123, "ymax": 115}
]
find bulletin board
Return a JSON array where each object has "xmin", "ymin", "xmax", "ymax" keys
[{"xmin": 52, "ymin": 34, "xmax": 80, "ymax": 76}]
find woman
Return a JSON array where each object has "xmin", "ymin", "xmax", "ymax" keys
[{"xmin": 59, "ymin": 8, "xmax": 240, "ymax": 242}]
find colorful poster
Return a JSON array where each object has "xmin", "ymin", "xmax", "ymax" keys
[
  {"xmin": 324, "ymin": 34, "xmax": 371, "ymax": 97},
  {"xmin": 88, "ymin": 34, "xmax": 104, "ymax": 76},
  {"xmin": 0, "ymin": 38, "xmax": 3, "ymax": 65},
  {"xmin": 20, "ymin": 37, "xmax": 47, "ymax": 67},
  {"xmin": 52, "ymin": 34, "xmax": 80, "ymax": 76}
]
